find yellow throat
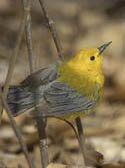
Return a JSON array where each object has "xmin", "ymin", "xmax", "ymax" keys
[{"xmin": 58, "ymin": 48, "xmax": 104, "ymax": 100}]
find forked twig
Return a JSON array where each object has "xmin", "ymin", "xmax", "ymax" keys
[{"xmin": 22, "ymin": 0, "xmax": 49, "ymax": 168}]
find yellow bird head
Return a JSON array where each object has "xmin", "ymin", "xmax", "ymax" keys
[
  {"xmin": 58, "ymin": 42, "xmax": 112, "ymax": 97},
  {"xmin": 68, "ymin": 41, "xmax": 112, "ymax": 74}
]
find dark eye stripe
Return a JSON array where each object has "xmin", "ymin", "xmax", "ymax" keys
[{"xmin": 90, "ymin": 56, "xmax": 95, "ymax": 61}]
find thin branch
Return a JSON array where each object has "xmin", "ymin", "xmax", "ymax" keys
[
  {"xmin": 22, "ymin": 0, "xmax": 33, "ymax": 74},
  {"xmin": 0, "ymin": 88, "xmax": 34, "ymax": 168},
  {"xmin": 38, "ymin": 0, "xmax": 64, "ymax": 61},
  {"xmin": 75, "ymin": 117, "xmax": 86, "ymax": 167},
  {"xmin": 0, "ymin": 3, "xmax": 34, "ymax": 168},
  {"xmin": 0, "ymin": 14, "xmax": 25, "ymax": 124},
  {"xmin": 22, "ymin": 0, "xmax": 49, "ymax": 167},
  {"xmin": 3, "ymin": 21, "xmax": 24, "ymax": 96},
  {"xmin": 58, "ymin": 118, "xmax": 80, "ymax": 143},
  {"xmin": 59, "ymin": 117, "xmax": 86, "ymax": 167},
  {"xmin": 36, "ymin": 117, "xmax": 48, "ymax": 168}
]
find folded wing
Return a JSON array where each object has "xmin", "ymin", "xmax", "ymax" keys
[{"xmin": 33, "ymin": 81, "xmax": 97, "ymax": 118}]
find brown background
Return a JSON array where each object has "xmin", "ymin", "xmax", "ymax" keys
[{"xmin": 0, "ymin": 0, "xmax": 125, "ymax": 167}]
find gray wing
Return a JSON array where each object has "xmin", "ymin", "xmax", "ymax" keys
[
  {"xmin": 21, "ymin": 63, "xmax": 59, "ymax": 89},
  {"xmin": 37, "ymin": 81, "xmax": 97, "ymax": 118},
  {"xmin": 7, "ymin": 62, "xmax": 60, "ymax": 116}
]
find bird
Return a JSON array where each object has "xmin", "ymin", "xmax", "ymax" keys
[{"xmin": 7, "ymin": 42, "xmax": 112, "ymax": 119}]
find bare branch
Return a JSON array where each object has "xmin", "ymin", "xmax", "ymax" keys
[
  {"xmin": 22, "ymin": 0, "xmax": 49, "ymax": 167},
  {"xmin": 36, "ymin": 117, "xmax": 49, "ymax": 168},
  {"xmin": 22, "ymin": 0, "xmax": 33, "ymax": 74},
  {"xmin": 76, "ymin": 117, "xmax": 86, "ymax": 167},
  {"xmin": 0, "ymin": 88, "xmax": 34, "ymax": 168},
  {"xmin": 0, "ymin": 12, "xmax": 26, "ymax": 124},
  {"xmin": 0, "ymin": 3, "xmax": 34, "ymax": 168},
  {"xmin": 39, "ymin": 0, "xmax": 64, "ymax": 61},
  {"xmin": 4, "ymin": 18, "xmax": 25, "ymax": 96}
]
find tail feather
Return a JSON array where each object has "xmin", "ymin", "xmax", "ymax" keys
[{"xmin": 7, "ymin": 86, "xmax": 34, "ymax": 116}]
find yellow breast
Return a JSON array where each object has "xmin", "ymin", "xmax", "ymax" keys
[{"xmin": 58, "ymin": 61, "xmax": 104, "ymax": 100}]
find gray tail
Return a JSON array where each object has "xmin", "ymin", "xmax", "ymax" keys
[{"xmin": 7, "ymin": 86, "xmax": 34, "ymax": 117}]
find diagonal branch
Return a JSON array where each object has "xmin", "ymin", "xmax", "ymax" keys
[
  {"xmin": 0, "ymin": 88, "xmax": 34, "ymax": 168},
  {"xmin": 3, "ymin": 21, "xmax": 24, "ymax": 96},
  {"xmin": 0, "ymin": 13, "xmax": 25, "ymax": 124},
  {"xmin": 0, "ymin": 4, "xmax": 34, "ymax": 168},
  {"xmin": 39, "ymin": 0, "xmax": 64, "ymax": 61}
]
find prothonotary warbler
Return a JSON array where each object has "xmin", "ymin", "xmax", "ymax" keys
[{"xmin": 7, "ymin": 42, "xmax": 112, "ymax": 119}]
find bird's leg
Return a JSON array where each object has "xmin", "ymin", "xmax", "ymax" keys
[
  {"xmin": 75, "ymin": 117, "xmax": 86, "ymax": 167},
  {"xmin": 36, "ymin": 117, "xmax": 49, "ymax": 168}
]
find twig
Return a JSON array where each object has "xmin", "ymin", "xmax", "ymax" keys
[
  {"xmin": 59, "ymin": 118, "xmax": 86, "ymax": 167},
  {"xmin": 38, "ymin": 0, "xmax": 86, "ymax": 167},
  {"xmin": 22, "ymin": 0, "xmax": 49, "ymax": 167},
  {"xmin": 3, "ymin": 21, "xmax": 24, "ymax": 96},
  {"xmin": 76, "ymin": 117, "xmax": 86, "ymax": 167},
  {"xmin": 0, "ymin": 13, "xmax": 25, "ymax": 124},
  {"xmin": 0, "ymin": 88, "xmax": 34, "ymax": 168},
  {"xmin": 22, "ymin": 0, "xmax": 33, "ymax": 74},
  {"xmin": 0, "ymin": 4, "xmax": 34, "ymax": 168},
  {"xmin": 38, "ymin": 0, "xmax": 64, "ymax": 61},
  {"xmin": 58, "ymin": 118, "xmax": 80, "ymax": 143},
  {"xmin": 36, "ymin": 117, "xmax": 48, "ymax": 168}
]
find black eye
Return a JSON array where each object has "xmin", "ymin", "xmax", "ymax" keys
[{"xmin": 90, "ymin": 56, "xmax": 95, "ymax": 61}]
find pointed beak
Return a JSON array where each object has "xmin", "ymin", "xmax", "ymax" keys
[{"xmin": 98, "ymin": 41, "xmax": 112, "ymax": 55}]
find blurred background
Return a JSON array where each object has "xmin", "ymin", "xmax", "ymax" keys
[{"xmin": 0, "ymin": 0, "xmax": 125, "ymax": 167}]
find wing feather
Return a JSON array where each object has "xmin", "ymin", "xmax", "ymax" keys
[
  {"xmin": 39, "ymin": 81, "xmax": 97, "ymax": 118},
  {"xmin": 21, "ymin": 63, "xmax": 58, "ymax": 89}
]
